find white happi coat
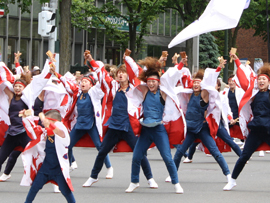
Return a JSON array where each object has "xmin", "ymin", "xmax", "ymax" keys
[
  {"xmin": 20, "ymin": 116, "xmax": 73, "ymax": 191},
  {"xmin": 221, "ymin": 86, "xmax": 245, "ymax": 134},
  {"xmin": 175, "ymin": 66, "xmax": 222, "ymax": 138}
]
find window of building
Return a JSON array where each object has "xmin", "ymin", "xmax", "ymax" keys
[
  {"xmin": 33, "ymin": 0, "xmax": 42, "ymax": 19},
  {"xmin": 20, "ymin": 39, "xmax": 28, "ymax": 67},
  {"xmin": 21, "ymin": 19, "xmax": 31, "ymax": 38},
  {"xmin": 152, "ymin": 18, "xmax": 157, "ymax": 35},
  {"xmin": 171, "ymin": 10, "xmax": 177, "ymax": 36},
  {"xmin": 32, "ymin": 40, "xmax": 40, "ymax": 67},
  {"xmin": 165, "ymin": 10, "xmax": 170, "ymax": 36},
  {"xmin": 0, "ymin": 18, "xmax": 6, "ymax": 36},
  {"xmin": 7, "ymin": 38, "xmax": 16, "ymax": 69},
  {"xmin": 97, "ymin": 0, "xmax": 104, "ymax": 8},
  {"xmin": 74, "ymin": 43, "xmax": 82, "ymax": 66},
  {"xmin": 32, "ymin": 20, "xmax": 41, "ymax": 39},
  {"xmin": 158, "ymin": 13, "xmax": 164, "ymax": 36},
  {"xmin": 9, "ymin": 2, "xmax": 19, "ymax": 17},
  {"xmin": 8, "ymin": 18, "xmax": 18, "ymax": 37}
]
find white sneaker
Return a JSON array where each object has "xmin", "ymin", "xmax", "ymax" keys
[
  {"xmin": 183, "ymin": 157, "xmax": 192, "ymax": 163},
  {"xmin": 71, "ymin": 161, "xmax": 78, "ymax": 169},
  {"xmin": 148, "ymin": 178, "xmax": 158, "ymax": 189},
  {"xmin": 0, "ymin": 173, "xmax": 11, "ymax": 182},
  {"xmin": 206, "ymin": 154, "xmax": 212, "ymax": 157},
  {"xmin": 125, "ymin": 183, "xmax": 139, "ymax": 193},
  {"xmin": 223, "ymin": 178, "xmax": 236, "ymax": 191},
  {"xmin": 106, "ymin": 167, "xmax": 113, "ymax": 179},
  {"xmin": 165, "ymin": 176, "xmax": 171, "ymax": 183},
  {"xmin": 265, "ymin": 150, "xmax": 270, "ymax": 153},
  {"xmin": 82, "ymin": 177, "xmax": 98, "ymax": 187},
  {"xmin": 174, "ymin": 183, "xmax": 184, "ymax": 194},
  {"xmin": 259, "ymin": 151, "xmax": 265, "ymax": 157},
  {"xmin": 53, "ymin": 185, "xmax": 61, "ymax": 193}
]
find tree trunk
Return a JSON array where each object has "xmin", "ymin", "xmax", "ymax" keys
[
  {"xmin": 59, "ymin": 0, "xmax": 72, "ymax": 74},
  {"xmin": 129, "ymin": 25, "xmax": 137, "ymax": 60},
  {"xmin": 186, "ymin": 38, "xmax": 193, "ymax": 72}
]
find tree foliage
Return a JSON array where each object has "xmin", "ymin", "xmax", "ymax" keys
[
  {"xmin": 199, "ymin": 33, "xmax": 219, "ymax": 69},
  {"xmin": 0, "ymin": 0, "xmax": 48, "ymax": 13},
  {"xmin": 71, "ymin": 0, "xmax": 166, "ymax": 59}
]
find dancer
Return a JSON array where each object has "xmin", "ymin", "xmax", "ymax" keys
[
  {"xmin": 183, "ymin": 76, "xmax": 242, "ymax": 163},
  {"xmin": 223, "ymin": 74, "xmax": 245, "ymax": 147},
  {"xmin": 173, "ymin": 59, "xmax": 232, "ymax": 186},
  {"xmin": 82, "ymin": 51, "xmax": 157, "ymax": 189},
  {"xmin": 223, "ymin": 55, "xmax": 270, "ymax": 191},
  {"xmin": 125, "ymin": 57, "xmax": 184, "ymax": 194},
  {"xmin": 59, "ymin": 71, "xmax": 113, "ymax": 178},
  {"xmin": 0, "ymin": 55, "xmax": 53, "ymax": 176},
  {"xmin": 22, "ymin": 110, "xmax": 75, "ymax": 203}
]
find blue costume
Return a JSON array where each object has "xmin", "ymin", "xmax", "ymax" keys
[
  {"xmin": 231, "ymin": 90, "xmax": 270, "ymax": 179},
  {"xmin": 25, "ymin": 135, "xmax": 75, "ymax": 203},
  {"xmin": 173, "ymin": 93, "xmax": 230, "ymax": 176},
  {"xmin": 131, "ymin": 89, "xmax": 179, "ymax": 184},
  {"xmin": 68, "ymin": 92, "xmax": 111, "ymax": 168},
  {"xmin": 90, "ymin": 86, "xmax": 153, "ymax": 180},
  {"xmin": 186, "ymin": 121, "xmax": 242, "ymax": 160}
]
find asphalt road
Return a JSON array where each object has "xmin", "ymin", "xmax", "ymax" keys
[{"xmin": 0, "ymin": 147, "xmax": 270, "ymax": 203}]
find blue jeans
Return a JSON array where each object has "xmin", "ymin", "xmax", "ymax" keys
[
  {"xmin": 91, "ymin": 125, "xmax": 153, "ymax": 180},
  {"xmin": 68, "ymin": 125, "xmax": 111, "ymax": 168},
  {"xmin": 232, "ymin": 128, "xmax": 270, "ymax": 179},
  {"xmin": 132, "ymin": 125, "xmax": 179, "ymax": 184},
  {"xmin": 187, "ymin": 122, "xmax": 242, "ymax": 160},
  {"xmin": 25, "ymin": 171, "xmax": 75, "ymax": 203},
  {"xmin": 174, "ymin": 123, "xmax": 230, "ymax": 176},
  {"xmin": 218, "ymin": 122, "xmax": 242, "ymax": 157},
  {"xmin": 187, "ymin": 142, "xmax": 199, "ymax": 160}
]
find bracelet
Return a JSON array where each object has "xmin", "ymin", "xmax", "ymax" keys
[{"xmin": 49, "ymin": 123, "xmax": 57, "ymax": 131}]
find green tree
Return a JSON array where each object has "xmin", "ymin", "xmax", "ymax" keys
[
  {"xmin": 164, "ymin": 0, "xmax": 208, "ymax": 70},
  {"xmin": 71, "ymin": 0, "xmax": 166, "ymax": 59},
  {"xmin": 199, "ymin": 33, "xmax": 219, "ymax": 69}
]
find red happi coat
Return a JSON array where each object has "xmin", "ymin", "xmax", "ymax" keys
[
  {"xmin": 233, "ymin": 59, "xmax": 270, "ymax": 151},
  {"xmin": 124, "ymin": 56, "xmax": 186, "ymax": 147}
]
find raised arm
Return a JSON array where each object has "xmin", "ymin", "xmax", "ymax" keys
[
  {"xmin": 230, "ymin": 53, "xmax": 256, "ymax": 92},
  {"xmin": 201, "ymin": 59, "xmax": 226, "ymax": 103}
]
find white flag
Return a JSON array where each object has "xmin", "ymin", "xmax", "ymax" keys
[
  {"xmin": 168, "ymin": 0, "xmax": 247, "ymax": 48},
  {"xmin": 244, "ymin": 0, "xmax": 251, "ymax": 9}
]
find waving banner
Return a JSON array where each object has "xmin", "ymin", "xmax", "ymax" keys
[{"xmin": 168, "ymin": 0, "xmax": 248, "ymax": 48}]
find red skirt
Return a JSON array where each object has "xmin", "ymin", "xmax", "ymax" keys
[{"xmin": 229, "ymin": 125, "xmax": 244, "ymax": 140}]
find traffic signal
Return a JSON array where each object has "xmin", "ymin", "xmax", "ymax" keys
[{"xmin": 38, "ymin": 10, "xmax": 56, "ymax": 37}]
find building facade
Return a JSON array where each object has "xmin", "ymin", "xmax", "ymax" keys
[{"xmin": 0, "ymin": 0, "xmax": 187, "ymax": 72}]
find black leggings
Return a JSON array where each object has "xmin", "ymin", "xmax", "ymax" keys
[{"xmin": 0, "ymin": 132, "xmax": 30, "ymax": 172}]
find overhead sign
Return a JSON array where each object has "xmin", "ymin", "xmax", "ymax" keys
[{"xmin": 89, "ymin": 15, "xmax": 140, "ymax": 32}]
